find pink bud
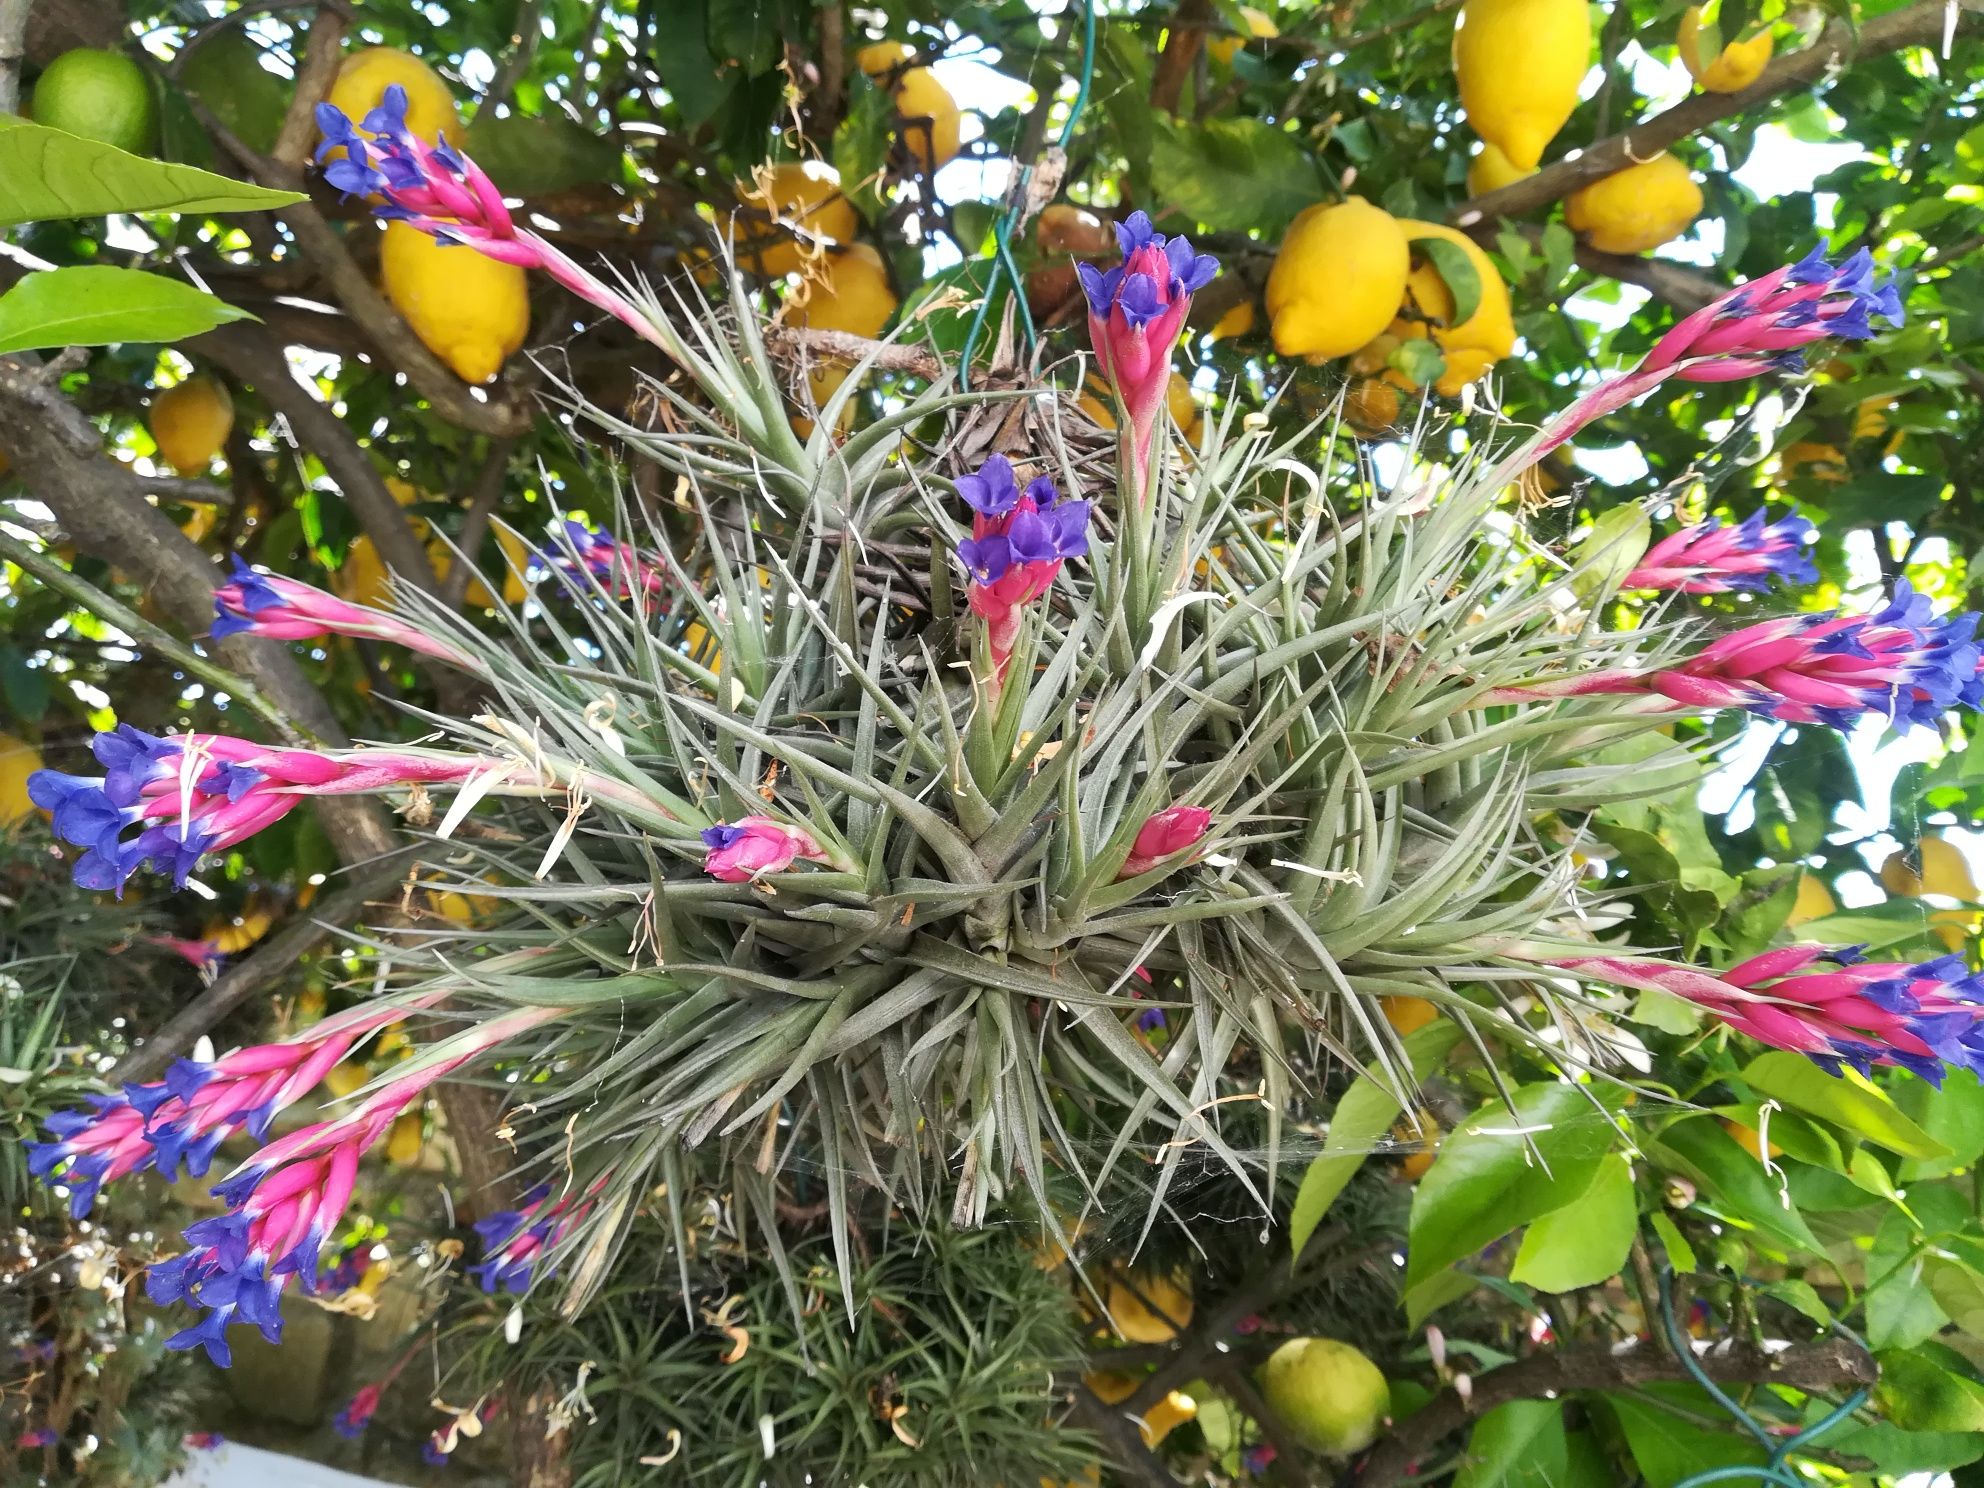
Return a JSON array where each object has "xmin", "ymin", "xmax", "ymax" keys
[
  {"xmin": 700, "ymin": 816, "xmax": 825, "ymax": 883},
  {"xmin": 1118, "ymin": 805, "xmax": 1212, "ymax": 879}
]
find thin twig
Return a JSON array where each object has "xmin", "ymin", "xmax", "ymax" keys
[
  {"xmin": 440, "ymin": 437, "xmax": 519, "ymax": 609},
  {"xmin": 1452, "ymin": 0, "xmax": 1980, "ymax": 226},
  {"xmin": 483, "ymin": 0, "xmax": 545, "ymax": 111},
  {"xmin": 0, "ymin": 525, "xmax": 304, "ymax": 740},
  {"xmin": 112, "ymin": 854, "xmax": 415, "ymax": 1083}
]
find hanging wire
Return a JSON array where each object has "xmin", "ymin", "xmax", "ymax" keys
[
  {"xmin": 958, "ymin": 0, "xmax": 1098, "ymax": 388},
  {"xmin": 1658, "ymin": 1269, "xmax": 1872, "ymax": 1488}
]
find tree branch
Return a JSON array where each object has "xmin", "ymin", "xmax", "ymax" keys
[
  {"xmin": 439, "ymin": 437, "xmax": 518, "ymax": 609},
  {"xmin": 0, "ymin": 353, "xmax": 399, "ymax": 868},
  {"xmin": 0, "ymin": 0, "xmax": 33, "ymax": 115},
  {"xmin": 1150, "ymin": 0, "xmax": 1214, "ymax": 114},
  {"xmin": 191, "ymin": 321, "xmax": 442, "ymax": 592},
  {"xmin": 1348, "ymin": 1336, "xmax": 1878, "ymax": 1488},
  {"xmin": 112, "ymin": 854, "xmax": 415, "ymax": 1083},
  {"xmin": 768, "ymin": 324, "xmax": 947, "ymax": 379},
  {"xmin": 1451, "ymin": 0, "xmax": 1982, "ymax": 228},
  {"xmin": 484, "ymin": 0, "xmax": 545, "ymax": 111},
  {"xmin": 271, "ymin": 4, "xmax": 348, "ymax": 170}
]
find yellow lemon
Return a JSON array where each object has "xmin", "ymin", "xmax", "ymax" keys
[
  {"xmin": 1077, "ymin": 373, "xmax": 1201, "ymax": 442},
  {"xmin": 791, "ymin": 242, "xmax": 898, "ymax": 337},
  {"xmin": 1391, "ymin": 220, "xmax": 1516, "ymax": 392},
  {"xmin": 1258, "ymin": 1338, "xmax": 1390, "ymax": 1454},
  {"xmin": 1564, "ymin": 154, "xmax": 1702, "ymax": 255},
  {"xmin": 332, "ymin": 535, "xmax": 391, "ymax": 607},
  {"xmin": 0, "ymin": 733, "xmax": 43, "ymax": 821},
  {"xmin": 322, "ymin": 1060, "xmax": 370, "ymax": 1098},
  {"xmin": 1465, "ymin": 140, "xmax": 1534, "ymax": 196},
  {"xmin": 380, "ymin": 219, "xmax": 530, "ymax": 384},
  {"xmin": 1083, "ymin": 1371, "xmax": 1138, "ymax": 1406},
  {"xmin": 892, "ymin": 67, "xmax": 962, "ymax": 172},
  {"xmin": 1778, "ymin": 441, "xmax": 1849, "ymax": 483},
  {"xmin": 1102, "ymin": 1269, "xmax": 1193, "ymax": 1344},
  {"xmin": 1345, "ymin": 378, "xmax": 1402, "ymax": 434},
  {"xmin": 1380, "ymin": 994, "xmax": 1439, "ymax": 1036},
  {"xmin": 1677, "ymin": 8, "xmax": 1774, "ymax": 93},
  {"xmin": 386, "ymin": 1110, "xmax": 424, "ymax": 1165},
  {"xmin": 734, "ymin": 160, "xmax": 861, "ymax": 278},
  {"xmin": 1208, "ymin": 299, "xmax": 1257, "ymax": 341},
  {"xmin": 1209, "ymin": 6, "xmax": 1279, "ymax": 65},
  {"xmin": 1853, "ymin": 396, "xmax": 1894, "ymax": 442},
  {"xmin": 1453, "ymin": 0, "xmax": 1591, "ymax": 170},
  {"xmin": 854, "ymin": 40, "xmax": 913, "ymax": 75},
  {"xmin": 1785, "ymin": 872, "xmax": 1836, "ymax": 928},
  {"xmin": 1035, "ymin": 202, "xmax": 1116, "ymax": 258},
  {"xmin": 1881, "ymin": 837, "xmax": 1977, "ymax": 901},
  {"xmin": 1267, "ymin": 199, "xmax": 1411, "ymax": 360},
  {"xmin": 1721, "ymin": 1117, "xmax": 1784, "ymax": 1160},
  {"xmin": 1141, "ymin": 1390, "xmax": 1198, "ymax": 1447},
  {"xmin": 1392, "ymin": 1109, "xmax": 1441, "ymax": 1181},
  {"xmin": 323, "ymin": 46, "xmax": 458, "ymax": 148},
  {"xmin": 204, "ymin": 902, "xmax": 274, "ymax": 955},
  {"xmin": 149, "ymin": 375, "xmax": 234, "ymax": 474}
]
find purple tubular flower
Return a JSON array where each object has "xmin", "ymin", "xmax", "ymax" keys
[
  {"xmin": 543, "ymin": 521, "xmax": 668, "ymax": 599},
  {"xmin": 470, "ymin": 1181, "xmax": 600, "ymax": 1292},
  {"xmin": 1495, "ymin": 579, "xmax": 1984, "ymax": 734},
  {"xmin": 333, "ymin": 1384, "xmax": 383, "ymax": 1439},
  {"xmin": 1077, "ymin": 213, "xmax": 1219, "ymax": 480},
  {"xmin": 211, "ymin": 555, "xmax": 475, "ymax": 665},
  {"xmin": 314, "ymin": 87, "xmax": 652, "ymax": 342},
  {"xmin": 954, "ymin": 457, "xmax": 1091, "ymax": 683},
  {"xmin": 1623, "ymin": 510, "xmax": 1819, "ymax": 594},
  {"xmin": 1555, "ymin": 946, "xmax": 1984, "ymax": 1085},
  {"xmin": 1534, "ymin": 247, "xmax": 1901, "ymax": 457}
]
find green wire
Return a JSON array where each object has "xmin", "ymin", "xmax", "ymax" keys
[{"xmin": 959, "ymin": 0, "xmax": 1097, "ymax": 389}]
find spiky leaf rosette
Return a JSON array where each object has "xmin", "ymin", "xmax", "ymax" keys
[{"xmin": 361, "ymin": 277, "xmax": 1700, "ymax": 1296}]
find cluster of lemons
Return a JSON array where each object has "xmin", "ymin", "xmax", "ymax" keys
[
  {"xmin": 1239, "ymin": 0, "xmax": 1779, "ymax": 418},
  {"xmin": 1265, "ymin": 200, "xmax": 1517, "ymax": 428}
]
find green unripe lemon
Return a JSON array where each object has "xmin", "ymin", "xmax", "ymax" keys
[
  {"xmin": 30, "ymin": 49, "xmax": 158, "ymax": 155},
  {"xmin": 1259, "ymin": 1337, "xmax": 1391, "ymax": 1454}
]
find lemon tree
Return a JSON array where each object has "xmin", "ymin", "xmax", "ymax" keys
[{"xmin": 5, "ymin": 3, "xmax": 1984, "ymax": 1488}]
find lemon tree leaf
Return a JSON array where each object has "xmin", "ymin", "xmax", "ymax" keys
[
  {"xmin": 1404, "ymin": 1082, "xmax": 1621, "ymax": 1293},
  {"xmin": 1289, "ymin": 1021, "xmax": 1460, "ymax": 1262},
  {"xmin": 0, "ymin": 266, "xmax": 254, "ymax": 354},
  {"xmin": 1149, "ymin": 117, "xmax": 1319, "ymax": 233},
  {"xmin": 1570, "ymin": 503, "xmax": 1651, "ymax": 600},
  {"xmin": 1650, "ymin": 1116, "xmax": 1822, "ymax": 1255},
  {"xmin": 1452, "ymin": 1400, "xmax": 1567, "ymax": 1488},
  {"xmin": 0, "ymin": 117, "xmax": 302, "ymax": 227},
  {"xmin": 1410, "ymin": 235, "xmax": 1483, "ymax": 326},
  {"xmin": 1650, "ymin": 1211, "xmax": 1697, "ymax": 1273},
  {"xmin": 1510, "ymin": 1154, "xmax": 1637, "ymax": 1293},
  {"xmin": 1599, "ymin": 1389, "xmax": 1768, "ymax": 1487},
  {"xmin": 1740, "ymin": 1051, "xmax": 1951, "ymax": 1159},
  {"xmin": 1876, "ymin": 1348, "xmax": 1984, "ymax": 1432}
]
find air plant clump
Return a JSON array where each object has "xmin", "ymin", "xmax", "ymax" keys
[{"xmin": 27, "ymin": 101, "xmax": 1952, "ymax": 1411}]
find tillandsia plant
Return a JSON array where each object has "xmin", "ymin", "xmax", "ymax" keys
[{"xmin": 28, "ymin": 97, "xmax": 1975, "ymax": 1477}]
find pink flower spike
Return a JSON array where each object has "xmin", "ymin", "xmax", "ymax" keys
[
  {"xmin": 212, "ymin": 556, "xmax": 478, "ymax": 667},
  {"xmin": 1118, "ymin": 804, "xmax": 1213, "ymax": 879},
  {"xmin": 700, "ymin": 816, "xmax": 828, "ymax": 883}
]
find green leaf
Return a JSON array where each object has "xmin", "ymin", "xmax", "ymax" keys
[
  {"xmin": 1599, "ymin": 1388, "xmax": 1767, "ymax": 1487},
  {"xmin": 1876, "ymin": 1348, "xmax": 1984, "ymax": 1432},
  {"xmin": 1410, "ymin": 235, "xmax": 1483, "ymax": 327},
  {"xmin": 1570, "ymin": 504, "xmax": 1651, "ymax": 601},
  {"xmin": 1649, "ymin": 1212, "xmax": 1697, "ymax": 1273},
  {"xmin": 460, "ymin": 113, "xmax": 626, "ymax": 198},
  {"xmin": 0, "ymin": 643, "xmax": 51, "ymax": 723},
  {"xmin": 1452, "ymin": 1400, "xmax": 1567, "ymax": 1488},
  {"xmin": 1149, "ymin": 117, "xmax": 1319, "ymax": 233},
  {"xmin": 1928, "ymin": 1258, "xmax": 1984, "ymax": 1344},
  {"xmin": 832, "ymin": 74, "xmax": 894, "ymax": 223},
  {"xmin": 1740, "ymin": 1051, "xmax": 1950, "ymax": 1159},
  {"xmin": 1823, "ymin": 1419, "xmax": 1984, "ymax": 1475},
  {"xmin": 1405, "ymin": 1082, "xmax": 1620, "ymax": 1293},
  {"xmin": 1867, "ymin": 1188, "xmax": 1963, "ymax": 1350},
  {"xmin": 706, "ymin": 0, "xmax": 780, "ymax": 74},
  {"xmin": 1759, "ymin": 1278, "xmax": 1832, "ymax": 1327},
  {"xmin": 1898, "ymin": 1068, "xmax": 1984, "ymax": 1179},
  {"xmin": 0, "ymin": 266, "xmax": 254, "ymax": 354},
  {"xmin": 1510, "ymin": 1154, "xmax": 1636, "ymax": 1293},
  {"xmin": 1390, "ymin": 335, "xmax": 1445, "ymax": 387},
  {"xmin": 1776, "ymin": 898, "xmax": 1945, "ymax": 953},
  {"xmin": 0, "ymin": 117, "xmax": 302, "ymax": 227},
  {"xmin": 1289, "ymin": 1021, "xmax": 1461, "ymax": 1261},
  {"xmin": 1651, "ymin": 1117, "xmax": 1822, "ymax": 1255}
]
